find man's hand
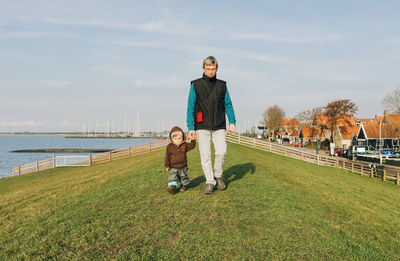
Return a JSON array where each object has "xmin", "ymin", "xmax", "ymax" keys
[
  {"xmin": 229, "ymin": 124, "xmax": 236, "ymax": 134},
  {"xmin": 188, "ymin": 130, "xmax": 197, "ymax": 140},
  {"xmin": 165, "ymin": 167, "xmax": 170, "ymax": 172}
]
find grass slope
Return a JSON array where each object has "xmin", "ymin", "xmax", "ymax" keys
[{"xmin": 1, "ymin": 143, "xmax": 400, "ymax": 260}]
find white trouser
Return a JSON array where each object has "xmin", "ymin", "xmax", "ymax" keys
[{"xmin": 196, "ymin": 129, "xmax": 227, "ymax": 185}]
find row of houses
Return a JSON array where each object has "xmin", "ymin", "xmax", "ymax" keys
[{"xmin": 276, "ymin": 110, "xmax": 400, "ymax": 151}]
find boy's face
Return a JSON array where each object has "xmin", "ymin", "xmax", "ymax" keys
[{"xmin": 172, "ymin": 135, "xmax": 183, "ymax": 146}]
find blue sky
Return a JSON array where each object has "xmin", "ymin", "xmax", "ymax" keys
[{"xmin": 1, "ymin": 0, "xmax": 399, "ymax": 132}]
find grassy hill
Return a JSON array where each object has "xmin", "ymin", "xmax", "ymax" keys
[{"xmin": 1, "ymin": 142, "xmax": 400, "ymax": 260}]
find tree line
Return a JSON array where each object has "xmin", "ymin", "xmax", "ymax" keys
[{"xmin": 262, "ymin": 100, "xmax": 357, "ymax": 142}]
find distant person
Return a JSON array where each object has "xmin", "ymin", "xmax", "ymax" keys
[
  {"xmin": 186, "ymin": 56, "xmax": 236, "ymax": 194},
  {"xmin": 164, "ymin": 126, "xmax": 196, "ymax": 194}
]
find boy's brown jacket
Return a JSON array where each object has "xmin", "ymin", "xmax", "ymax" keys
[{"xmin": 164, "ymin": 126, "xmax": 196, "ymax": 169}]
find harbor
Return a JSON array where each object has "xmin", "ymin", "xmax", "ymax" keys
[{"xmin": 0, "ymin": 135, "xmax": 161, "ymax": 178}]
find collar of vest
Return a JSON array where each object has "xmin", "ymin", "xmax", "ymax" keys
[{"xmin": 202, "ymin": 73, "xmax": 217, "ymax": 82}]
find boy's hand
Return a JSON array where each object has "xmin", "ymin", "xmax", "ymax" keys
[
  {"xmin": 188, "ymin": 130, "xmax": 197, "ymax": 140},
  {"xmin": 165, "ymin": 167, "xmax": 169, "ymax": 172}
]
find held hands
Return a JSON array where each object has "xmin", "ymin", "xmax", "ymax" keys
[
  {"xmin": 228, "ymin": 124, "xmax": 236, "ymax": 134},
  {"xmin": 188, "ymin": 130, "xmax": 197, "ymax": 140}
]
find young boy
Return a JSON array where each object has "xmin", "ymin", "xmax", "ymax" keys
[{"xmin": 164, "ymin": 126, "xmax": 196, "ymax": 194}]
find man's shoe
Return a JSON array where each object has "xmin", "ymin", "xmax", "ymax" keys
[
  {"xmin": 167, "ymin": 186, "xmax": 176, "ymax": 194},
  {"xmin": 180, "ymin": 185, "xmax": 187, "ymax": 192},
  {"xmin": 216, "ymin": 178, "xmax": 226, "ymax": 191},
  {"xmin": 204, "ymin": 183, "xmax": 214, "ymax": 194}
]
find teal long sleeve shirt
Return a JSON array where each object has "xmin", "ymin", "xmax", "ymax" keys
[{"xmin": 186, "ymin": 83, "xmax": 236, "ymax": 131}]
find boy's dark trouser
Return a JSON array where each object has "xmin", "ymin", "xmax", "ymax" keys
[{"xmin": 168, "ymin": 167, "xmax": 189, "ymax": 187}]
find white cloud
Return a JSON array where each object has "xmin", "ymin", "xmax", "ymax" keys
[
  {"xmin": 226, "ymin": 32, "xmax": 342, "ymax": 44},
  {"xmin": 0, "ymin": 31, "xmax": 46, "ymax": 38},
  {"xmin": 185, "ymin": 43, "xmax": 295, "ymax": 64},
  {"xmin": 381, "ymin": 38, "xmax": 400, "ymax": 58},
  {"xmin": 299, "ymin": 71, "xmax": 363, "ymax": 82},
  {"xmin": 392, "ymin": 49, "xmax": 400, "ymax": 57},
  {"xmin": 111, "ymin": 39, "xmax": 166, "ymax": 48},
  {"xmin": 43, "ymin": 17, "xmax": 135, "ymax": 29},
  {"xmin": 382, "ymin": 36, "xmax": 400, "ymax": 45},
  {"xmin": 134, "ymin": 80, "xmax": 144, "ymax": 87},
  {"xmin": 58, "ymin": 120, "xmax": 81, "ymax": 128},
  {"xmin": 136, "ymin": 21, "xmax": 168, "ymax": 32},
  {"xmin": 0, "ymin": 50, "xmax": 38, "ymax": 61},
  {"xmin": 233, "ymin": 49, "xmax": 294, "ymax": 64},
  {"xmin": 0, "ymin": 120, "xmax": 44, "ymax": 127},
  {"xmin": 42, "ymin": 80, "xmax": 72, "ymax": 87},
  {"xmin": 0, "ymin": 31, "xmax": 76, "ymax": 38},
  {"xmin": 94, "ymin": 39, "xmax": 167, "ymax": 48},
  {"xmin": 89, "ymin": 65, "xmax": 137, "ymax": 75},
  {"xmin": 42, "ymin": 17, "xmax": 182, "ymax": 35}
]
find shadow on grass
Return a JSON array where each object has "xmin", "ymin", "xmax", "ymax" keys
[
  {"xmin": 224, "ymin": 162, "xmax": 256, "ymax": 185},
  {"xmin": 189, "ymin": 173, "xmax": 206, "ymax": 189},
  {"xmin": 188, "ymin": 162, "xmax": 256, "ymax": 189}
]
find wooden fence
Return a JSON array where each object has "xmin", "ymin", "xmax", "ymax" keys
[
  {"xmin": 226, "ymin": 133, "xmax": 400, "ymax": 186},
  {"xmin": 12, "ymin": 133, "xmax": 400, "ymax": 186},
  {"xmin": 12, "ymin": 139, "xmax": 169, "ymax": 176}
]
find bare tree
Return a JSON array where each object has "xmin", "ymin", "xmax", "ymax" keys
[
  {"xmin": 295, "ymin": 107, "xmax": 323, "ymax": 141},
  {"xmin": 295, "ymin": 107, "xmax": 323, "ymax": 127},
  {"xmin": 382, "ymin": 87, "xmax": 400, "ymax": 113},
  {"xmin": 324, "ymin": 99, "xmax": 358, "ymax": 141},
  {"xmin": 263, "ymin": 105, "xmax": 285, "ymax": 140}
]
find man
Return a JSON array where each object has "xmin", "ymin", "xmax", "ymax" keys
[{"xmin": 187, "ymin": 56, "xmax": 236, "ymax": 194}]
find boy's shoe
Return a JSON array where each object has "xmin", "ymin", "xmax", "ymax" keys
[
  {"xmin": 167, "ymin": 186, "xmax": 176, "ymax": 194},
  {"xmin": 204, "ymin": 183, "xmax": 214, "ymax": 194},
  {"xmin": 180, "ymin": 185, "xmax": 188, "ymax": 192},
  {"xmin": 216, "ymin": 178, "xmax": 226, "ymax": 191}
]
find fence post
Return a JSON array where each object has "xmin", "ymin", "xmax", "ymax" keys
[
  {"xmin": 360, "ymin": 165, "xmax": 363, "ymax": 175},
  {"xmin": 370, "ymin": 168, "xmax": 374, "ymax": 178},
  {"xmin": 336, "ymin": 159, "xmax": 339, "ymax": 168},
  {"xmin": 89, "ymin": 155, "xmax": 92, "ymax": 166},
  {"xmin": 397, "ymin": 173, "xmax": 400, "ymax": 186},
  {"xmin": 343, "ymin": 161, "xmax": 345, "ymax": 169},
  {"xmin": 317, "ymin": 155, "xmax": 319, "ymax": 165},
  {"xmin": 36, "ymin": 161, "xmax": 39, "ymax": 172},
  {"xmin": 129, "ymin": 147, "xmax": 131, "ymax": 157},
  {"xmin": 253, "ymin": 139, "xmax": 256, "ymax": 148},
  {"xmin": 351, "ymin": 163, "xmax": 354, "ymax": 173},
  {"xmin": 18, "ymin": 166, "xmax": 21, "ymax": 175},
  {"xmin": 109, "ymin": 151, "xmax": 112, "ymax": 161},
  {"xmin": 53, "ymin": 156, "xmax": 56, "ymax": 168},
  {"xmin": 238, "ymin": 134, "xmax": 241, "ymax": 144},
  {"xmin": 301, "ymin": 151, "xmax": 304, "ymax": 161},
  {"xmin": 149, "ymin": 142, "xmax": 152, "ymax": 152},
  {"xmin": 383, "ymin": 170, "xmax": 386, "ymax": 181},
  {"xmin": 269, "ymin": 142, "xmax": 272, "ymax": 152}
]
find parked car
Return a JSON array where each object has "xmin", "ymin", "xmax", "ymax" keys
[
  {"xmin": 293, "ymin": 143, "xmax": 302, "ymax": 147},
  {"xmin": 333, "ymin": 148, "xmax": 344, "ymax": 156}
]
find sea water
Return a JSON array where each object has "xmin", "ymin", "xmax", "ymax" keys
[{"xmin": 0, "ymin": 135, "xmax": 161, "ymax": 178}]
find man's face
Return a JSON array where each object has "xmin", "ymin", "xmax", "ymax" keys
[
  {"xmin": 172, "ymin": 135, "xmax": 183, "ymax": 146},
  {"xmin": 203, "ymin": 64, "xmax": 218, "ymax": 78}
]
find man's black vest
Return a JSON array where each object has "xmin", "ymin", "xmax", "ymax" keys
[{"xmin": 192, "ymin": 74, "xmax": 227, "ymax": 130}]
